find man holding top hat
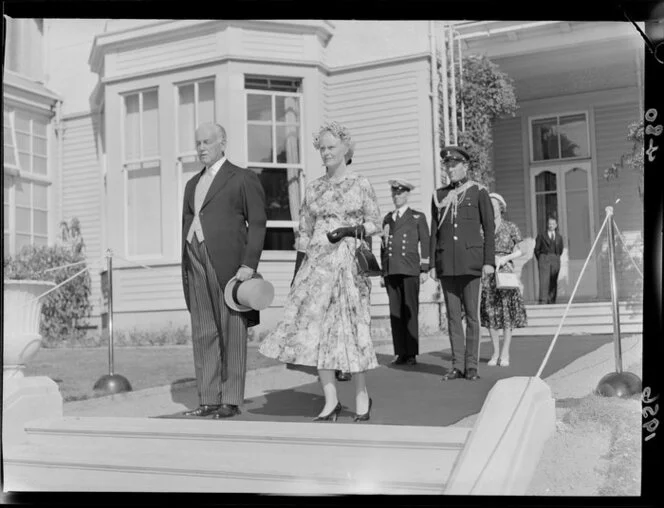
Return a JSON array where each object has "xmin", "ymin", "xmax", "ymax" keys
[
  {"xmin": 429, "ymin": 147, "xmax": 495, "ymax": 381},
  {"xmin": 181, "ymin": 122, "xmax": 270, "ymax": 419},
  {"xmin": 381, "ymin": 178, "xmax": 430, "ymax": 366}
]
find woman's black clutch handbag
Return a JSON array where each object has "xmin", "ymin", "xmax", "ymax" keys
[{"xmin": 354, "ymin": 228, "xmax": 382, "ymax": 277}]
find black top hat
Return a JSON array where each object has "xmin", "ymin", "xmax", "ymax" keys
[{"xmin": 440, "ymin": 146, "xmax": 470, "ymax": 161}]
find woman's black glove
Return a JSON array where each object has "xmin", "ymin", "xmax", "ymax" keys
[
  {"xmin": 291, "ymin": 251, "xmax": 306, "ymax": 287},
  {"xmin": 327, "ymin": 225, "xmax": 365, "ymax": 244}
]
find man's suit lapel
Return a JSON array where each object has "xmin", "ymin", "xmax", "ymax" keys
[{"xmin": 201, "ymin": 160, "xmax": 237, "ymax": 210}]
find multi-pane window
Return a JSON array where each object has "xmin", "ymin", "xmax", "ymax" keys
[
  {"xmin": 245, "ymin": 76, "xmax": 303, "ymax": 251},
  {"xmin": 15, "ymin": 112, "xmax": 48, "ymax": 175},
  {"xmin": 14, "ymin": 180, "xmax": 48, "ymax": 251},
  {"xmin": 534, "ymin": 171, "xmax": 558, "ymax": 234},
  {"xmin": 531, "ymin": 113, "xmax": 589, "ymax": 162},
  {"xmin": 122, "ymin": 89, "xmax": 162, "ymax": 258},
  {"xmin": 175, "ymin": 79, "xmax": 215, "ymax": 224},
  {"xmin": 3, "ymin": 108, "xmax": 50, "ymax": 257},
  {"xmin": 3, "ymin": 109, "xmax": 19, "ymax": 170}
]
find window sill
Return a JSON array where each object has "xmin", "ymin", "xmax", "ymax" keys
[
  {"xmin": 3, "ymin": 165, "xmax": 20, "ymax": 177},
  {"xmin": 106, "ymin": 251, "xmax": 296, "ymax": 270},
  {"xmin": 261, "ymin": 251, "xmax": 297, "ymax": 261},
  {"xmin": 529, "ymin": 156, "xmax": 592, "ymax": 166}
]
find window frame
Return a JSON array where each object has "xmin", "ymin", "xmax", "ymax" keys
[
  {"xmin": 3, "ymin": 107, "xmax": 51, "ymax": 257},
  {"xmin": 174, "ymin": 77, "xmax": 216, "ymax": 247},
  {"xmin": 3, "ymin": 109, "xmax": 21, "ymax": 175},
  {"xmin": 244, "ymin": 80, "xmax": 305, "ymax": 252},
  {"xmin": 120, "ymin": 87, "xmax": 164, "ymax": 261},
  {"xmin": 528, "ymin": 111, "xmax": 591, "ymax": 164}
]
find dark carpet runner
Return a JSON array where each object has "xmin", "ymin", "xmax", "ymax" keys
[{"xmin": 157, "ymin": 335, "xmax": 612, "ymax": 426}]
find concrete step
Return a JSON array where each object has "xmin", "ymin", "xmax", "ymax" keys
[
  {"xmin": 488, "ymin": 323, "xmax": 643, "ymax": 337},
  {"xmin": 524, "ymin": 303, "xmax": 642, "ymax": 318},
  {"xmin": 4, "ymin": 417, "xmax": 470, "ymax": 493}
]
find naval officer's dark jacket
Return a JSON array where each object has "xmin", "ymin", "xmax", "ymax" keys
[
  {"xmin": 381, "ymin": 207, "xmax": 430, "ymax": 276},
  {"xmin": 429, "ymin": 179, "xmax": 495, "ymax": 277}
]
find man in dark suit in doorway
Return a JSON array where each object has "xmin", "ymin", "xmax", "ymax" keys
[
  {"xmin": 181, "ymin": 123, "xmax": 267, "ymax": 418},
  {"xmin": 534, "ymin": 216, "xmax": 564, "ymax": 304}
]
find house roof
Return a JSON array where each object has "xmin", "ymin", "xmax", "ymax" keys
[
  {"xmin": 3, "ymin": 69, "xmax": 62, "ymax": 102},
  {"xmin": 88, "ymin": 19, "xmax": 335, "ymax": 75}
]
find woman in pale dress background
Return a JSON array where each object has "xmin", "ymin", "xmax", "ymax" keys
[
  {"xmin": 259, "ymin": 121, "xmax": 381, "ymax": 422},
  {"xmin": 480, "ymin": 192, "xmax": 528, "ymax": 367}
]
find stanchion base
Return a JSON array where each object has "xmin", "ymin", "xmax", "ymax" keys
[
  {"xmin": 93, "ymin": 374, "xmax": 133, "ymax": 396},
  {"xmin": 595, "ymin": 371, "xmax": 642, "ymax": 399}
]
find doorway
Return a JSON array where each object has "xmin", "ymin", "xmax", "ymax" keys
[{"xmin": 530, "ymin": 161, "xmax": 597, "ymax": 301}]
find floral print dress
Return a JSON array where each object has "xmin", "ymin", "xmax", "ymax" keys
[
  {"xmin": 259, "ymin": 171, "xmax": 382, "ymax": 372},
  {"xmin": 480, "ymin": 220, "xmax": 528, "ymax": 330}
]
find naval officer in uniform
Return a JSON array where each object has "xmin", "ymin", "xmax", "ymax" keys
[
  {"xmin": 381, "ymin": 179, "xmax": 430, "ymax": 366},
  {"xmin": 429, "ymin": 147, "xmax": 495, "ymax": 381}
]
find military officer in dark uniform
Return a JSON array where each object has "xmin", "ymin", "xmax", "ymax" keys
[
  {"xmin": 381, "ymin": 178, "xmax": 430, "ymax": 366},
  {"xmin": 429, "ymin": 147, "xmax": 495, "ymax": 381}
]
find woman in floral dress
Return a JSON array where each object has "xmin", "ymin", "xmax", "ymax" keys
[
  {"xmin": 259, "ymin": 122, "xmax": 382, "ymax": 422},
  {"xmin": 480, "ymin": 193, "xmax": 528, "ymax": 367}
]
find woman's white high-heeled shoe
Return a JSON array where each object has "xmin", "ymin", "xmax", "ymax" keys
[
  {"xmin": 499, "ymin": 356, "xmax": 510, "ymax": 367},
  {"xmin": 488, "ymin": 354, "xmax": 499, "ymax": 366}
]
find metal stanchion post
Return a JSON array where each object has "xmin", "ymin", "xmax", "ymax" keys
[
  {"xmin": 595, "ymin": 207, "xmax": 641, "ymax": 398},
  {"xmin": 93, "ymin": 249, "xmax": 133, "ymax": 395}
]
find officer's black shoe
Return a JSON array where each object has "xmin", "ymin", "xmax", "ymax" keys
[
  {"xmin": 441, "ymin": 368, "xmax": 464, "ymax": 381},
  {"xmin": 391, "ymin": 356, "xmax": 407, "ymax": 365},
  {"xmin": 405, "ymin": 356, "xmax": 417, "ymax": 366},
  {"xmin": 335, "ymin": 370, "xmax": 352, "ymax": 382},
  {"xmin": 465, "ymin": 368, "xmax": 480, "ymax": 381}
]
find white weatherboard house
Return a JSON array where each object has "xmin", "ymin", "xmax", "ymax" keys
[{"xmin": 4, "ymin": 19, "xmax": 644, "ymax": 336}]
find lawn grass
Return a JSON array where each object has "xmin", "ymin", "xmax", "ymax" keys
[
  {"xmin": 562, "ymin": 361, "xmax": 642, "ymax": 496},
  {"xmin": 24, "ymin": 345, "xmax": 281, "ymax": 403}
]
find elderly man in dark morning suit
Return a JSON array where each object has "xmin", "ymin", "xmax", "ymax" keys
[
  {"xmin": 429, "ymin": 147, "xmax": 495, "ymax": 382},
  {"xmin": 181, "ymin": 123, "xmax": 267, "ymax": 419}
]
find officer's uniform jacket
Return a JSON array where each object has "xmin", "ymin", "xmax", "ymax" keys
[
  {"xmin": 381, "ymin": 207, "xmax": 430, "ymax": 276},
  {"xmin": 429, "ymin": 178, "xmax": 495, "ymax": 277}
]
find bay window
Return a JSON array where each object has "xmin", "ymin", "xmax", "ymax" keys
[
  {"xmin": 245, "ymin": 76, "xmax": 304, "ymax": 251},
  {"xmin": 3, "ymin": 107, "xmax": 50, "ymax": 257},
  {"xmin": 175, "ymin": 78, "xmax": 215, "ymax": 231},
  {"xmin": 122, "ymin": 89, "xmax": 162, "ymax": 258}
]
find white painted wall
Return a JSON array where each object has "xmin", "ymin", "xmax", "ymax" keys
[{"xmin": 45, "ymin": 19, "xmax": 108, "ymax": 116}]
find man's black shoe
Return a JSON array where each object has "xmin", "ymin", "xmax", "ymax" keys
[
  {"xmin": 212, "ymin": 404, "xmax": 241, "ymax": 419},
  {"xmin": 465, "ymin": 368, "xmax": 480, "ymax": 381},
  {"xmin": 335, "ymin": 370, "xmax": 352, "ymax": 382},
  {"xmin": 405, "ymin": 356, "xmax": 417, "ymax": 366},
  {"xmin": 391, "ymin": 356, "xmax": 407, "ymax": 365},
  {"xmin": 183, "ymin": 405, "xmax": 220, "ymax": 417},
  {"xmin": 441, "ymin": 368, "xmax": 464, "ymax": 381}
]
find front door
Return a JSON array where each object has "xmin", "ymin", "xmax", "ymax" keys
[{"xmin": 530, "ymin": 161, "xmax": 597, "ymax": 301}]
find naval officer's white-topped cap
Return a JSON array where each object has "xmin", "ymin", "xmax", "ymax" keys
[{"xmin": 388, "ymin": 179, "xmax": 415, "ymax": 192}]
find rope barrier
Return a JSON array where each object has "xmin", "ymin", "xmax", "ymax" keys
[
  {"xmin": 612, "ymin": 222, "xmax": 645, "ymax": 281},
  {"xmin": 110, "ymin": 254, "xmax": 156, "ymax": 271},
  {"xmin": 22, "ymin": 265, "xmax": 93, "ymax": 307},
  {"xmin": 535, "ymin": 213, "xmax": 611, "ymax": 378},
  {"xmin": 40, "ymin": 260, "xmax": 88, "ymax": 273}
]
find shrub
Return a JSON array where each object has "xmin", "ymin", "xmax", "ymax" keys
[
  {"xmin": 3, "ymin": 218, "xmax": 92, "ymax": 346},
  {"xmin": 438, "ymin": 53, "xmax": 518, "ymax": 187},
  {"xmin": 604, "ymin": 120, "xmax": 644, "ymax": 204}
]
